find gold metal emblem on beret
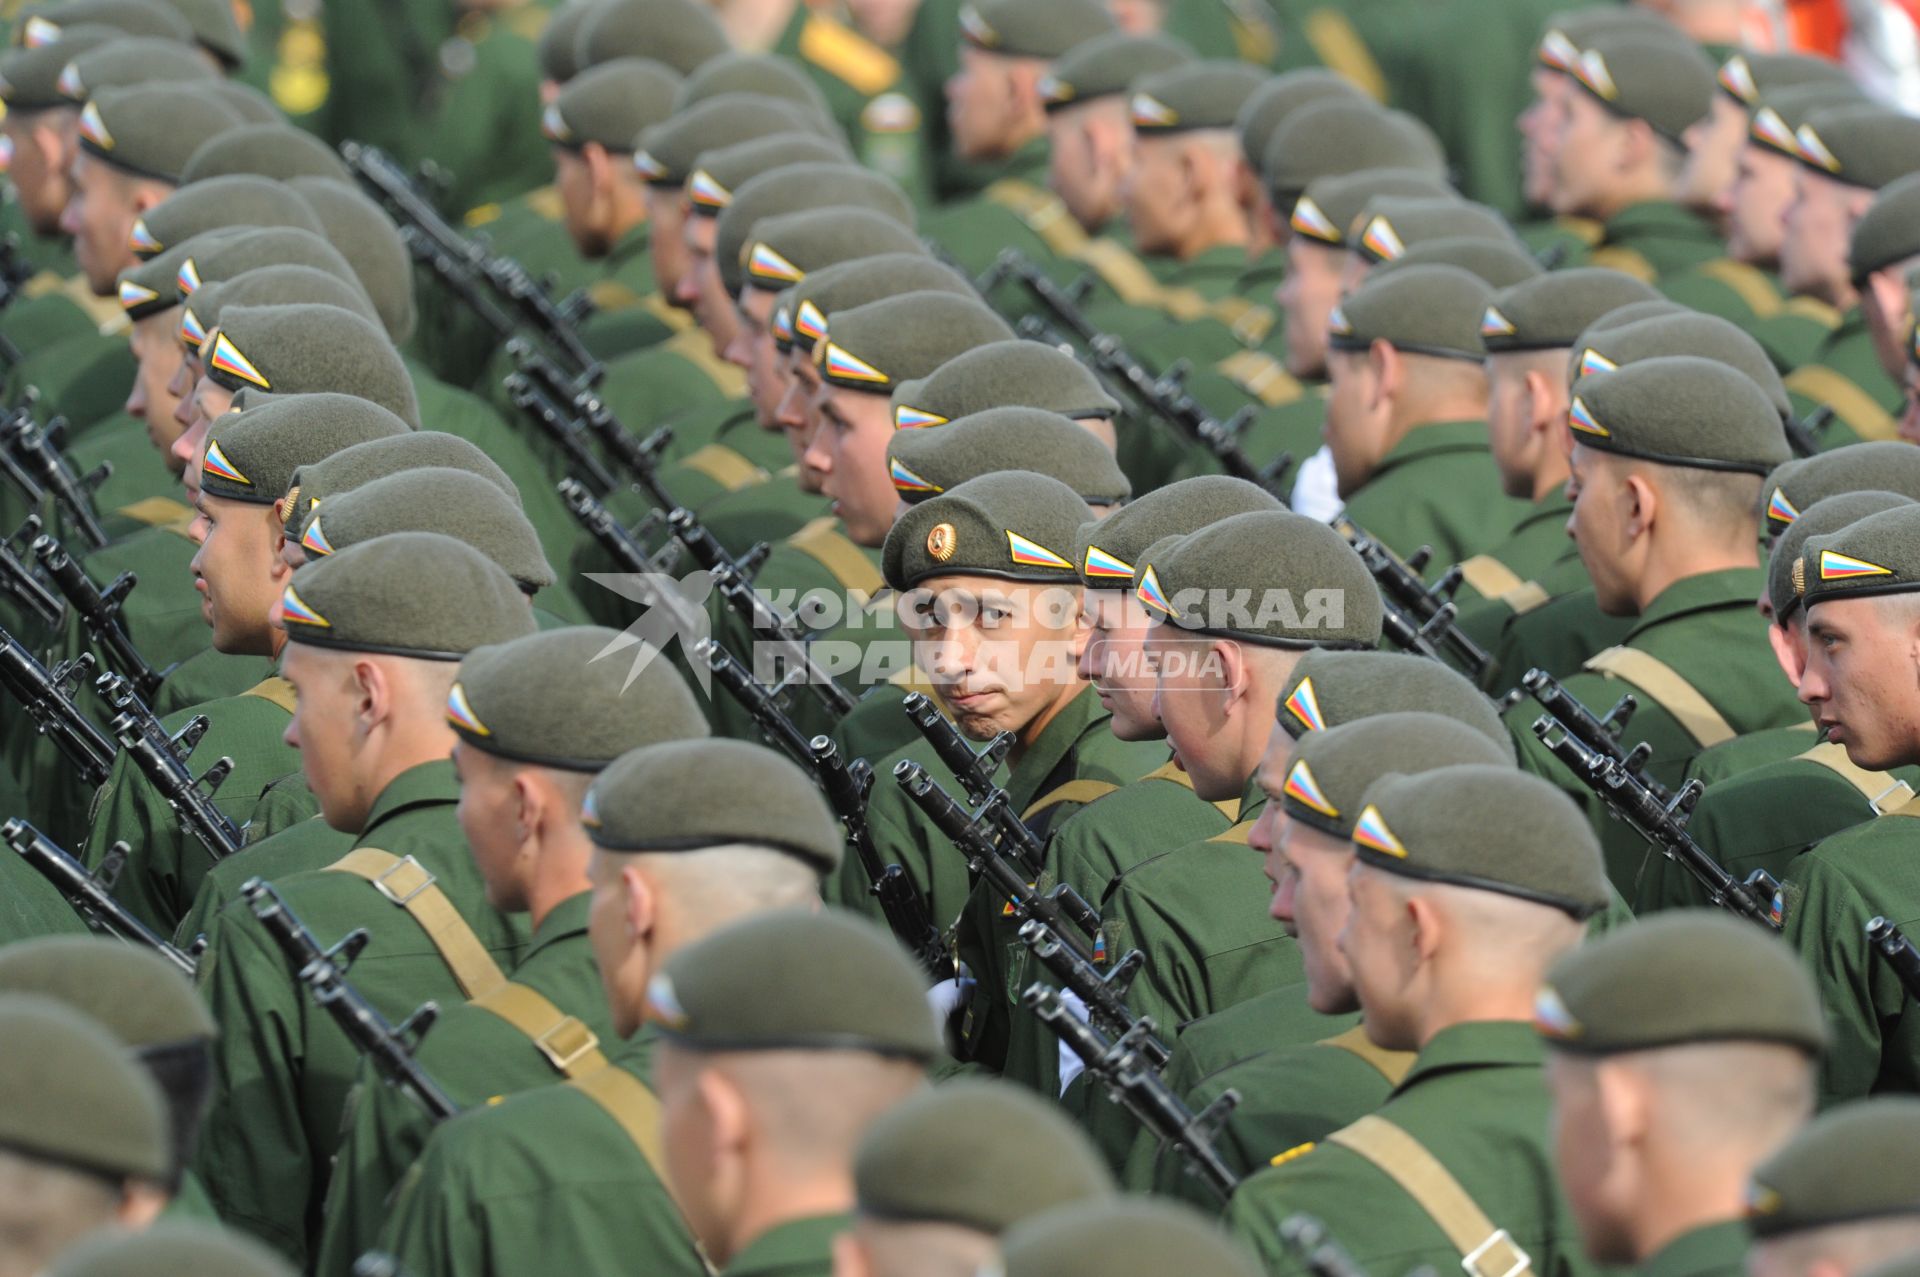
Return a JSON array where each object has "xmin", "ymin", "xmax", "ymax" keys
[
  {"xmin": 927, "ymin": 522, "xmax": 957, "ymax": 562},
  {"xmin": 1791, "ymin": 557, "xmax": 1806, "ymax": 596},
  {"xmin": 276, "ymin": 484, "xmax": 300, "ymax": 524}
]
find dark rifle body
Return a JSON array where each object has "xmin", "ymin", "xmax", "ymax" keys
[
  {"xmin": 0, "ymin": 519, "xmax": 61, "ymax": 627},
  {"xmin": 4, "ymin": 414, "xmax": 108, "ymax": 549},
  {"xmin": 1339, "ymin": 526, "xmax": 1492, "ymax": 683},
  {"xmin": 0, "ymin": 633, "xmax": 114, "ymax": 785},
  {"xmin": 1868, "ymin": 917, "xmax": 1920, "ymax": 1003},
  {"xmin": 96, "ymin": 672, "xmax": 241, "ymax": 862},
  {"xmin": 3, "ymin": 818, "xmax": 198, "ymax": 975},
  {"xmin": 35, "ymin": 533, "xmax": 160, "ymax": 699},
  {"xmin": 901, "ymin": 693, "xmax": 1043, "ymax": 875}
]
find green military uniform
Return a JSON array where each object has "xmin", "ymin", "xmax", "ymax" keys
[
  {"xmin": 415, "ymin": 2, "xmax": 552, "ymax": 216},
  {"xmin": 723, "ymin": 1215, "xmax": 847, "ymax": 1277},
  {"xmin": 1782, "ymin": 307, "xmax": 1904, "ymax": 448},
  {"xmin": 771, "ymin": 4, "xmax": 929, "ymax": 204},
  {"xmin": 1588, "ymin": 200, "xmax": 1725, "ymax": 285},
  {"xmin": 0, "ymin": 849, "xmax": 88, "ymax": 944}
]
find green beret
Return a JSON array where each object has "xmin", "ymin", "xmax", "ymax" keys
[
  {"xmin": 1370, "ymin": 237, "xmax": 1544, "ymax": 290},
  {"xmin": 1715, "ymin": 51, "xmax": 1854, "ymax": 109},
  {"xmin": 1351, "ymin": 765, "xmax": 1611, "ymax": 919},
  {"xmin": 1262, "ymin": 98, "xmax": 1446, "ymax": 205},
  {"xmin": 1863, "ymin": 1257, "xmax": 1920, "ymax": 1277},
  {"xmin": 1566, "ymin": 29, "xmax": 1715, "ymax": 144},
  {"xmin": 1747, "ymin": 1098, "xmax": 1920, "ymax": 1238},
  {"xmin": 288, "ymin": 431, "xmax": 518, "ymax": 539},
  {"xmin": 1534, "ymin": 6, "xmax": 1679, "ymax": 73},
  {"xmin": 14, "ymin": 1, "xmax": 192, "ymax": 52},
  {"xmin": 537, "ymin": 0, "xmax": 592, "ymax": 83},
  {"xmin": 1328, "ymin": 264, "xmax": 1492, "ymax": 362},
  {"xmin": 1763, "ymin": 444, "xmax": 1920, "ymax": 539},
  {"xmin": 1850, "ymin": 173, "xmax": 1920, "ymax": 283},
  {"xmin": 1790, "ymin": 104, "xmax": 1920, "ymax": 191},
  {"xmin": 886, "ymin": 407, "xmax": 1130, "ymax": 506},
  {"xmin": 200, "ymin": 392, "xmax": 410, "ymax": 507},
  {"xmin": 56, "ymin": 35, "xmax": 211, "ymax": 103},
  {"xmin": 1073, "ymin": 475, "xmax": 1281, "ymax": 589},
  {"xmin": 278, "ymin": 531, "xmax": 537, "ymax": 660},
  {"xmin": 1535, "ymin": 910, "xmax": 1824, "ymax": 1055},
  {"xmin": 78, "ymin": 81, "xmax": 239, "ymax": 182},
  {"xmin": 781, "ymin": 255, "xmax": 974, "ymax": 356},
  {"xmin": 957, "ymin": 0, "xmax": 1114, "ymax": 61},
  {"xmin": 714, "ymin": 161, "xmax": 915, "ymax": 291},
  {"xmin": 1480, "ymin": 268, "xmax": 1664, "ymax": 354},
  {"xmin": 1234, "ymin": 67, "xmax": 1367, "ymax": 171},
  {"xmin": 203, "ymin": 303, "xmax": 419, "ymax": 426},
  {"xmin": 0, "ymin": 25, "xmax": 117, "ymax": 111},
  {"xmin": 1576, "ymin": 299, "xmax": 1688, "ymax": 337},
  {"xmin": 179, "ymin": 121, "xmax": 353, "ymax": 185},
  {"xmin": 682, "ymin": 132, "xmax": 849, "ymax": 219},
  {"xmin": 1281, "ymin": 712, "xmax": 1515, "ymax": 838},
  {"xmin": 573, "ymin": 0, "xmax": 727, "ymax": 76},
  {"xmin": 1570, "ymin": 311, "xmax": 1791, "ymax": 422},
  {"xmin": 129, "ymin": 174, "xmax": 324, "ymax": 261},
  {"xmin": 1287, "ymin": 167, "xmax": 1455, "ymax": 249},
  {"xmin": 0, "ymin": 994, "xmax": 169, "ymax": 1181},
  {"xmin": 884, "ymin": 470, "xmax": 1092, "ymax": 591},
  {"xmin": 1000, "ymin": 1198, "xmax": 1263, "ymax": 1277},
  {"xmin": 1127, "ymin": 60, "xmax": 1268, "ymax": 136},
  {"xmin": 649, "ymin": 908, "xmax": 937, "ymax": 1057},
  {"xmin": 889, "ymin": 339, "xmax": 1119, "ymax": 428},
  {"xmin": 1040, "ymin": 31, "xmax": 1192, "ymax": 114},
  {"xmin": 1346, "ymin": 197, "xmax": 1517, "ymax": 266},
  {"xmin": 541, "ymin": 56, "xmax": 679, "ymax": 153},
  {"xmin": 819, "ymin": 292, "xmax": 1012, "ymax": 395},
  {"xmin": 287, "ymin": 176, "xmax": 417, "ymax": 342},
  {"xmin": 673, "ymin": 50, "xmax": 828, "ymax": 116},
  {"xmin": 448, "ymin": 626, "xmax": 707, "ymax": 770},
  {"xmin": 0, "ymin": 935, "xmax": 213, "ymax": 1045},
  {"xmin": 855, "ymin": 1079, "xmax": 1113, "ymax": 1231},
  {"xmin": 634, "ymin": 93, "xmax": 835, "ymax": 187},
  {"xmin": 298, "ymin": 467, "xmax": 553, "ymax": 592},
  {"xmin": 161, "ymin": 0, "xmax": 244, "ymax": 66},
  {"xmin": 116, "ymin": 238, "xmax": 207, "ymax": 318},
  {"xmin": 183, "ymin": 273, "xmax": 380, "ymax": 369},
  {"xmin": 1799, "ymin": 501, "xmax": 1920, "ymax": 608},
  {"xmin": 1568, "ymin": 356, "xmax": 1791, "ymax": 475},
  {"xmin": 1130, "ymin": 510, "xmax": 1382, "ymax": 649},
  {"xmin": 1769, "ymin": 492, "xmax": 1913, "ymax": 621},
  {"xmin": 1276, "ymin": 649, "xmax": 1510, "ymax": 745},
  {"xmin": 48, "ymin": 1221, "xmax": 296, "ymax": 1277},
  {"xmin": 730, "ymin": 206, "xmax": 923, "ymax": 299},
  {"xmin": 178, "ymin": 226, "xmax": 361, "ymax": 301},
  {"xmin": 584, "ymin": 738, "xmax": 840, "ymax": 872},
  {"xmin": 1748, "ymin": 82, "xmax": 1865, "ymax": 158},
  {"xmin": 204, "ymin": 80, "xmax": 279, "ymax": 125}
]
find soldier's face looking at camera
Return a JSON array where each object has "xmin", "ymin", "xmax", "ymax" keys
[{"xmin": 903, "ymin": 574, "xmax": 1088, "ymax": 742}]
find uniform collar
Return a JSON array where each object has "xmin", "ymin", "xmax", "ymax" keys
[
  {"xmin": 1514, "ymin": 487, "xmax": 1574, "ymax": 530},
  {"xmin": 1168, "ymin": 241, "xmax": 1254, "ymax": 284},
  {"xmin": 1624, "ymin": 567, "xmax": 1766, "ymax": 645},
  {"xmin": 1009, "ymin": 684, "xmax": 1112, "ymax": 810},
  {"xmin": 1237, "ymin": 767, "xmax": 1268, "ymax": 821},
  {"xmin": 725, "ymin": 1213, "xmax": 852, "ymax": 1277},
  {"xmin": 605, "ymin": 220, "xmax": 652, "ymax": 268},
  {"xmin": 1639, "ymin": 1220, "xmax": 1750, "ymax": 1277},
  {"xmin": 1603, "ymin": 199, "xmax": 1719, "ymax": 244},
  {"xmin": 525, "ymin": 890, "xmax": 593, "ymax": 959},
  {"xmin": 359, "ymin": 759, "xmax": 461, "ymax": 837},
  {"xmin": 1372, "ymin": 419, "xmax": 1492, "ymax": 477},
  {"xmin": 1391, "ymin": 1020, "xmax": 1542, "ymax": 1096},
  {"xmin": 1001, "ymin": 137, "xmax": 1051, "ymax": 189}
]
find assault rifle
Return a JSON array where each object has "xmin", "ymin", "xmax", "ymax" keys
[
  {"xmin": 900, "ymin": 691, "xmax": 1043, "ymax": 876},
  {"xmin": 558, "ymin": 477, "xmax": 687, "ymax": 583},
  {"xmin": 95, "ymin": 672, "xmax": 241, "ymax": 862},
  {"xmin": 698, "ymin": 638, "xmax": 949, "ymax": 978},
  {"xmin": 3, "ymin": 412, "xmax": 108, "ymax": 549},
  {"xmin": 34, "ymin": 532, "xmax": 160, "ymax": 699},
  {"xmin": 3, "ymin": 819, "xmax": 198, "ymax": 975},
  {"xmin": 1524, "ymin": 669, "xmax": 1778, "ymax": 928},
  {"xmin": 1338, "ymin": 524, "xmax": 1493, "ymax": 684},
  {"xmin": 1868, "ymin": 917, "xmax": 1920, "ymax": 1004},
  {"xmin": 0, "ymin": 636, "xmax": 113, "ymax": 786},
  {"xmin": 242, "ymin": 877, "xmax": 459, "ymax": 1121},
  {"xmin": 1024, "ymin": 983, "xmax": 1236, "ymax": 1201},
  {"xmin": 0, "ymin": 517, "xmax": 62, "ymax": 627}
]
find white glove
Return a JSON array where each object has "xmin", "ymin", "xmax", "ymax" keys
[
  {"xmin": 1290, "ymin": 446, "xmax": 1344, "ymax": 522},
  {"xmin": 1054, "ymin": 988, "xmax": 1093, "ymax": 1096}
]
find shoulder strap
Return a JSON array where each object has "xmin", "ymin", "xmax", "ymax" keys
[
  {"xmin": 1074, "ymin": 239, "xmax": 1171, "ymax": 308},
  {"xmin": 1316, "ymin": 1025, "xmax": 1416, "ymax": 1086},
  {"xmin": 1300, "ymin": 8, "xmax": 1387, "ymax": 101},
  {"xmin": 113, "ymin": 495, "xmax": 194, "ymax": 528},
  {"xmin": 677, "ymin": 443, "xmax": 767, "ymax": 493},
  {"xmin": 1455, "ymin": 555, "xmax": 1527, "ymax": 602},
  {"xmin": 983, "ymin": 180, "xmax": 1088, "ymax": 259},
  {"xmin": 1020, "ymin": 779, "xmax": 1120, "ymax": 822},
  {"xmin": 240, "ymin": 676, "xmax": 298, "ymax": 714},
  {"xmin": 1693, "ymin": 259, "xmax": 1782, "ymax": 317},
  {"xmin": 787, "ymin": 516, "xmax": 885, "ymax": 597},
  {"xmin": 1207, "ymin": 820, "xmax": 1255, "ymax": 845},
  {"xmin": 1205, "ymin": 295, "xmax": 1275, "ymax": 348},
  {"xmin": 1783, "ymin": 296, "xmax": 1842, "ymax": 329},
  {"xmin": 1327, "ymin": 1115, "xmax": 1533, "ymax": 1277},
  {"xmin": 1793, "ymin": 741, "xmax": 1917, "ymax": 815},
  {"xmin": 640, "ymin": 291, "xmax": 696, "ymax": 333},
  {"xmin": 1136, "ymin": 759, "xmax": 1240, "ymax": 817},
  {"xmin": 584, "ymin": 279, "xmax": 645, "ymax": 313},
  {"xmin": 569, "ymin": 1064, "xmax": 719, "ymax": 1276},
  {"xmin": 797, "ymin": 12, "xmax": 900, "ymax": 96},
  {"xmin": 324, "ymin": 848, "xmax": 508, "ymax": 999},
  {"xmin": 1216, "ymin": 350, "xmax": 1303, "ymax": 407},
  {"xmin": 1500, "ymin": 581, "xmax": 1553, "ymax": 615},
  {"xmin": 661, "ymin": 328, "xmax": 747, "ymax": 397},
  {"xmin": 1580, "ymin": 647, "xmax": 1735, "ymax": 748},
  {"xmin": 1587, "ymin": 245, "xmax": 1656, "ymax": 283},
  {"xmin": 470, "ymin": 981, "xmax": 607, "ymax": 1077},
  {"xmin": 1783, "ymin": 365, "xmax": 1900, "ymax": 443}
]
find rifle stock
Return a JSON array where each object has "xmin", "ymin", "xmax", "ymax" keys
[
  {"xmin": 96, "ymin": 672, "xmax": 242, "ymax": 862},
  {"xmin": 35, "ymin": 533, "xmax": 160, "ymax": 699},
  {"xmin": 0, "ymin": 633, "xmax": 114, "ymax": 785}
]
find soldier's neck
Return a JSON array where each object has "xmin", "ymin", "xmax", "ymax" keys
[
  {"xmin": 1626, "ymin": 1180, "xmax": 1754, "ymax": 1265},
  {"xmin": 1630, "ymin": 537, "xmax": 1759, "ymax": 615},
  {"xmin": 726, "ymin": 1179, "xmax": 853, "ymax": 1266},
  {"xmin": 525, "ymin": 835, "xmax": 594, "ymax": 932}
]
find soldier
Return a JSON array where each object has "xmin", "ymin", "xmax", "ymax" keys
[
  {"xmin": 1223, "ymin": 765, "xmax": 1611, "ymax": 1277},
  {"xmin": 1323, "ymin": 263, "xmax": 1533, "ymax": 566},
  {"xmin": 1502, "ymin": 356, "xmax": 1801, "ymax": 888},
  {"xmin": 1745, "ymin": 1100, "xmax": 1920, "ymax": 1277},
  {"xmin": 1138, "ymin": 711, "xmax": 1515, "ymax": 1200},
  {"xmin": 1538, "ymin": 912, "xmax": 1824, "ymax": 1277},
  {"xmin": 407, "ymin": 0, "xmax": 551, "ymax": 217},
  {"xmin": 1039, "ymin": 30, "xmax": 1194, "ymax": 237},
  {"xmin": 1846, "ymin": 175, "xmax": 1920, "ymax": 420},
  {"xmin": 831, "ymin": 1079, "xmax": 1114, "ymax": 1277},
  {"xmin": 176, "ymin": 121, "xmax": 353, "ymax": 185},
  {"xmin": 190, "ymin": 533, "xmax": 538, "ymax": 1265},
  {"xmin": 1000, "ymin": 1197, "xmax": 1263, "ymax": 1277},
  {"xmin": 1779, "ymin": 503, "xmax": 1920, "ymax": 1100},
  {"xmin": 0, "ymin": 996, "xmax": 173, "ymax": 1275},
  {"xmin": 1676, "ymin": 51, "xmax": 1852, "ymax": 232},
  {"xmin": 372, "ymin": 744, "xmax": 848, "ymax": 1277},
  {"xmin": 0, "ymin": 26, "xmax": 123, "ymax": 246},
  {"xmin": 48, "ymin": 1221, "xmax": 295, "ymax": 1277},
  {"xmin": 310, "ymin": 627, "xmax": 711, "ymax": 1277}
]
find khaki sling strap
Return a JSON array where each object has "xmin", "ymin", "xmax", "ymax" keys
[
  {"xmin": 1581, "ymin": 647, "xmax": 1735, "ymax": 749},
  {"xmin": 324, "ymin": 848, "xmax": 507, "ymax": 999},
  {"xmin": 1216, "ymin": 350, "xmax": 1304, "ymax": 407},
  {"xmin": 470, "ymin": 982, "xmax": 607, "ymax": 1077},
  {"xmin": 1020, "ymin": 779, "xmax": 1120, "ymax": 822},
  {"xmin": 788, "ymin": 516, "xmax": 885, "ymax": 597},
  {"xmin": 1327, "ymin": 1115, "xmax": 1533, "ymax": 1277},
  {"xmin": 240, "ymin": 676, "xmax": 298, "ymax": 714},
  {"xmin": 984, "ymin": 180, "xmax": 1089, "ymax": 259},
  {"xmin": 1301, "ymin": 8, "xmax": 1387, "ymax": 101},
  {"xmin": 1586, "ymin": 245, "xmax": 1656, "ymax": 284},
  {"xmin": 1797, "ymin": 741, "xmax": 1919, "ymax": 815},
  {"xmin": 1784, "ymin": 365, "xmax": 1900, "ymax": 443},
  {"xmin": 1075, "ymin": 239, "xmax": 1169, "ymax": 308},
  {"xmin": 1317, "ymin": 1026, "xmax": 1415, "ymax": 1086},
  {"xmin": 678, "ymin": 443, "xmax": 766, "ymax": 493},
  {"xmin": 570, "ymin": 1065, "xmax": 718, "ymax": 1275},
  {"xmin": 114, "ymin": 495, "xmax": 194, "ymax": 528},
  {"xmin": 1694, "ymin": 259, "xmax": 1783, "ymax": 318},
  {"xmin": 1456, "ymin": 555, "xmax": 1527, "ymax": 602},
  {"xmin": 1500, "ymin": 581, "xmax": 1552, "ymax": 616}
]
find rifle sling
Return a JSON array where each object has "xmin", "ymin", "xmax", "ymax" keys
[
  {"xmin": 1784, "ymin": 366, "xmax": 1899, "ymax": 444},
  {"xmin": 983, "ymin": 179, "xmax": 1088, "ymax": 259},
  {"xmin": 1792, "ymin": 741, "xmax": 1916, "ymax": 815},
  {"xmin": 678, "ymin": 443, "xmax": 765, "ymax": 493},
  {"xmin": 1020, "ymin": 779, "xmax": 1118, "ymax": 822},
  {"xmin": 788, "ymin": 517, "xmax": 884, "ymax": 597},
  {"xmin": 569, "ymin": 1064, "xmax": 719, "ymax": 1276},
  {"xmin": 239, "ymin": 676, "xmax": 297, "ymax": 714},
  {"xmin": 470, "ymin": 981, "xmax": 606, "ymax": 1077},
  {"xmin": 1455, "ymin": 555, "xmax": 1527, "ymax": 601},
  {"xmin": 1580, "ymin": 647, "xmax": 1735, "ymax": 749},
  {"xmin": 1139, "ymin": 757, "xmax": 1241, "ymax": 818},
  {"xmin": 324, "ymin": 848, "xmax": 507, "ymax": 999},
  {"xmin": 1316, "ymin": 1026, "xmax": 1415, "ymax": 1086},
  {"xmin": 1326, "ymin": 1115, "xmax": 1532, "ymax": 1277}
]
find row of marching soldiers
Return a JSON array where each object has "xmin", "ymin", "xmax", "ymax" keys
[{"xmin": 7, "ymin": 0, "xmax": 1920, "ymax": 1275}]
